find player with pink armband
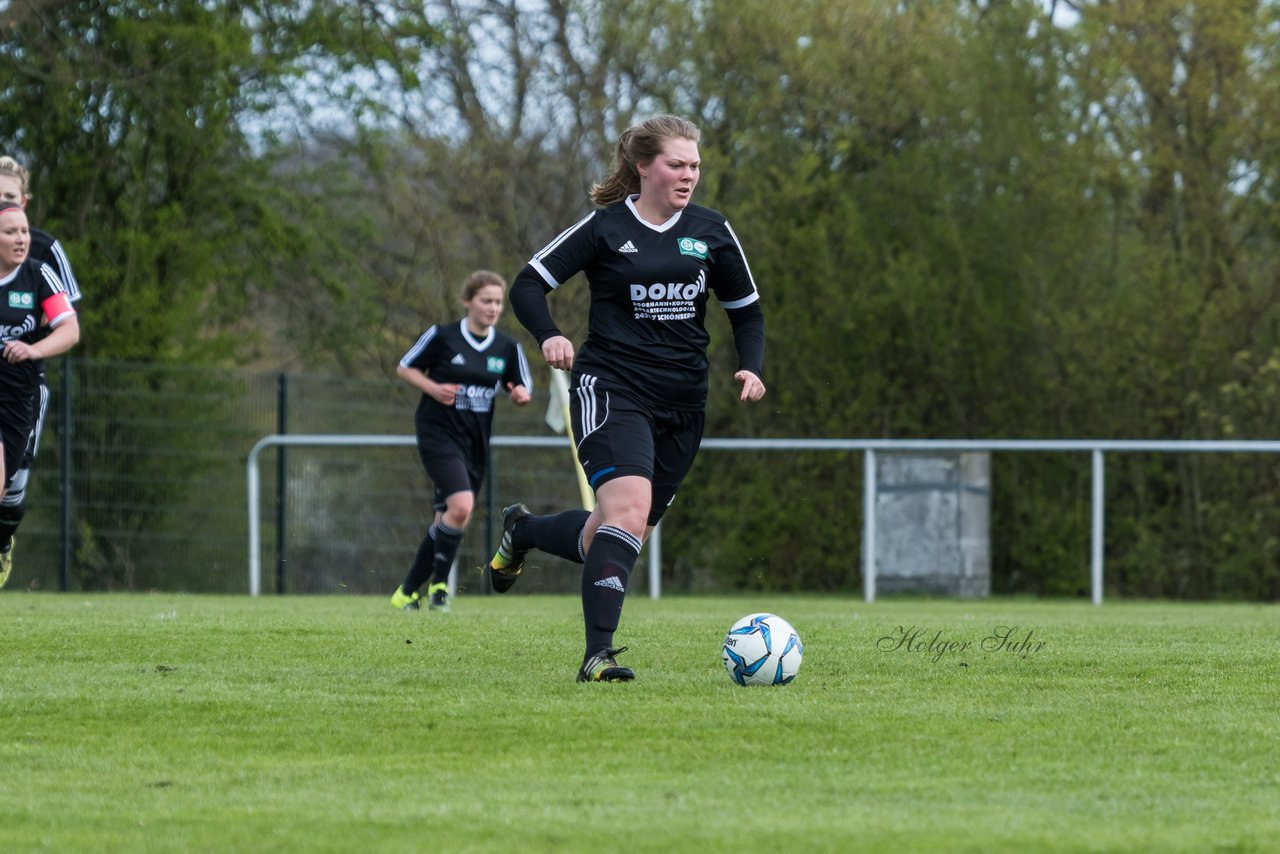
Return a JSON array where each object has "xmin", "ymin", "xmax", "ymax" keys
[{"xmin": 0, "ymin": 200, "xmax": 80, "ymax": 588}]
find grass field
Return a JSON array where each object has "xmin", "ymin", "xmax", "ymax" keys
[{"xmin": 1, "ymin": 593, "xmax": 1277, "ymax": 852}]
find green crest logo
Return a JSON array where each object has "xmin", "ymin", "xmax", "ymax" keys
[
  {"xmin": 8, "ymin": 292, "xmax": 33, "ymax": 309},
  {"xmin": 486, "ymin": 356, "xmax": 506, "ymax": 374},
  {"xmin": 677, "ymin": 237, "xmax": 709, "ymax": 260}
]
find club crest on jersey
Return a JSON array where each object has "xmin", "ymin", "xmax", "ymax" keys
[
  {"xmin": 8, "ymin": 292, "xmax": 34, "ymax": 309},
  {"xmin": 677, "ymin": 237, "xmax": 709, "ymax": 260},
  {"xmin": 486, "ymin": 356, "xmax": 506, "ymax": 374}
]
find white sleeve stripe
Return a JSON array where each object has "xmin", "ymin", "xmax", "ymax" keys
[
  {"xmin": 516, "ymin": 345, "xmax": 533, "ymax": 391},
  {"xmin": 723, "ymin": 219, "xmax": 759, "ymax": 295},
  {"xmin": 47, "ymin": 310, "xmax": 76, "ymax": 328},
  {"xmin": 399, "ymin": 327, "xmax": 437, "ymax": 368},
  {"xmin": 529, "ymin": 210, "xmax": 597, "ymax": 284},
  {"xmin": 49, "ymin": 241, "xmax": 80, "ymax": 301},
  {"xmin": 38, "ymin": 263, "xmax": 68, "ymax": 294},
  {"xmin": 530, "ymin": 258, "xmax": 560, "ymax": 289},
  {"xmin": 721, "ymin": 292, "xmax": 760, "ymax": 310}
]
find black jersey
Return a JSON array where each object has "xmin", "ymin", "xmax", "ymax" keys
[
  {"xmin": 400, "ymin": 319, "xmax": 532, "ymax": 460},
  {"xmin": 29, "ymin": 227, "xmax": 81, "ymax": 303},
  {"xmin": 0, "ymin": 258, "xmax": 75, "ymax": 403},
  {"xmin": 521, "ymin": 197, "xmax": 761, "ymax": 410}
]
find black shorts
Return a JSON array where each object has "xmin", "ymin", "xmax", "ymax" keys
[
  {"xmin": 570, "ymin": 374, "xmax": 705, "ymax": 526},
  {"xmin": 416, "ymin": 438, "xmax": 484, "ymax": 513},
  {"xmin": 0, "ymin": 393, "xmax": 35, "ymax": 492}
]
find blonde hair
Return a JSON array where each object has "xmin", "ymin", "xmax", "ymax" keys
[
  {"xmin": 590, "ymin": 115, "xmax": 701, "ymax": 207},
  {"xmin": 0, "ymin": 156, "xmax": 30, "ymax": 196},
  {"xmin": 461, "ymin": 270, "xmax": 506, "ymax": 300}
]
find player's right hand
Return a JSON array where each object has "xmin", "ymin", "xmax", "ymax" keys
[
  {"xmin": 542, "ymin": 335, "xmax": 574, "ymax": 371},
  {"xmin": 431, "ymin": 382, "xmax": 460, "ymax": 406},
  {"xmin": 2, "ymin": 340, "xmax": 36, "ymax": 364}
]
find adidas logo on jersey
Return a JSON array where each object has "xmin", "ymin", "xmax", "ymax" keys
[
  {"xmin": 451, "ymin": 353, "xmax": 466, "ymax": 365},
  {"xmin": 618, "ymin": 240, "xmax": 638, "ymax": 254},
  {"xmin": 593, "ymin": 576, "xmax": 626, "ymax": 593}
]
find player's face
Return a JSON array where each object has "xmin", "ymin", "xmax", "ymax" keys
[
  {"xmin": 638, "ymin": 137, "xmax": 700, "ymax": 218},
  {"xmin": 464, "ymin": 284, "xmax": 505, "ymax": 331},
  {"xmin": 0, "ymin": 175, "xmax": 27, "ymax": 207},
  {"xmin": 0, "ymin": 209, "xmax": 31, "ymax": 271}
]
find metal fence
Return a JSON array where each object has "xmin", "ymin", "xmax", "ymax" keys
[
  {"xmin": 17, "ymin": 359, "xmax": 1280, "ymax": 600},
  {"xmin": 19, "ymin": 358, "xmax": 586, "ymax": 595},
  {"xmin": 247, "ymin": 435, "xmax": 1280, "ymax": 605}
]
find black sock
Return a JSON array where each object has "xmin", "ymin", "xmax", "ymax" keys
[
  {"xmin": 581, "ymin": 525, "xmax": 641, "ymax": 655},
  {"xmin": 516, "ymin": 509, "xmax": 591, "ymax": 563},
  {"xmin": 428, "ymin": 522, "xmax": 464, "ymax": 586},
  {"xmin": 399, "ymin": 526, "xmax": 437, "ymax": 595},
  {"xmin": 0, "ymin": 501, "xmax": 23, "ymax": 551}
]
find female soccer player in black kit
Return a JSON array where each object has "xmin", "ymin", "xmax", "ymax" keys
[
  {"xmin": 0, "ymin": 201, "xmax": 80, "ymax": 588},
  {"xmin": 486, "ymin": 115, "xmax": 767, "ymax": 682},
  {"xmin": 0, "ymin": 157, "xmax": 82, "ymax": 588},
  {"xmin": 390, "ymin": 270, "xmax": 533, "ymax": 611}
]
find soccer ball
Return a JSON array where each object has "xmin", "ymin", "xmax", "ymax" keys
[{"xmin": 722, "ymin": 613, "xmax": 803, "ymax": 686}]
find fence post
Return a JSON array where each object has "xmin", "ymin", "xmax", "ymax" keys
[
  {"xmin": 863, "ymin": 449, "xmax": 876, "ymax": 603},
  {"xmin": 648, "ymin": 522, "xmax": 661, "ymax": 599},
  {"xmin": 1091, "ymin": 449, "xmax": 1105, "ymax": 606},
  {"xmin": 484, "ymin": 458, "xmax": 495, "ymax": 595},
  {"xmin": 275, "ymin": 373, "xmax": 288, "ymax": 595},
  {"xmin": 60, "ymin": 358, "xmax": 73, "ymax": 592}
]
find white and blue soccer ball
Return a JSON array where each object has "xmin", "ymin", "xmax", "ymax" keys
[{"xmin": 722, "ymin": 613, "xmax": 803, "ymax": 686}]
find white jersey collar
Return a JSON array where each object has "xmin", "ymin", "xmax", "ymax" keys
[
  {"xmin": 460, "ymin": 319, "xmax": 495, "ymax": 351},
  {"xmin": 626, "ymin": 195, "xmax": 683, "ymax": 233}
]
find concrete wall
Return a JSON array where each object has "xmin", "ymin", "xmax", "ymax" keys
[{"xmin": 874, "ymin": 452, "xmax": 990, "ymax": 598}]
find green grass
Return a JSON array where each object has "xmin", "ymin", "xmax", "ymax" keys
[{"xmin": 1, "ymin": 593, "xmax": 1277, "ymax": 852}]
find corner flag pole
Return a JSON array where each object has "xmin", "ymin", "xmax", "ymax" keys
[{"xmin": 545, "ymin": 367, "xmax": 594, "ymax": 510}]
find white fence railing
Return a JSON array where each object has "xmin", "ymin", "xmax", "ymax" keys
[{"xmin": 247, "ymin": 435, "xmax": 1280, "ymax": 602}]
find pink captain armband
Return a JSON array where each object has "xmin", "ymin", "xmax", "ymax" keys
[{"xmin": 41, "ymin": 292, "xmax": 75, "ymax": 326}]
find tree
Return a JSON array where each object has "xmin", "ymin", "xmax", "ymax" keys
[
  {"xmin": 0, "ymin": 0, "xmax": 438, "ymax": 362},
  {"xmin": 1, "ymin": 0, "xmax": 440, "ymax": 588},
  {"xmin": 1060, "ymin": 0, "xmax": 1280, "ymax": 598}
]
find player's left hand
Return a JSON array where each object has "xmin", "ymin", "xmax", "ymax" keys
[
  {"xmin": 734, "ymin": 370, "xmax": 766, "ymax": 402},
  {"xmin": 507, "ymin": 382, "xmax": 532, "ymax": 406}
]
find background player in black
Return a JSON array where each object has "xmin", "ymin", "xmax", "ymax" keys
[
  {"xmin": 0, "ymin": 201, "xmax": 80, "ymax": 588},
  {"xmin": 0, "ymin": 156, "xmax": 83, "ymax": 586},
  {"xmin": 486, "ymin": 115, "xmax": 767, "ymax": 682},
  {"xmin": 390, "ymin": 270, "xmax": 532, "ymax": 611}
]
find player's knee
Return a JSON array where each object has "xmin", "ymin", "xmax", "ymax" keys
[
  {"xmin": 442, "ymin": 493, "xmax": 475, "ymax": 528},
  {"xmin": 600, "ymin": 501, "xmax": 650, "ymax": 539},
  {"xmin": 2, "ymin": 469, "xmax": 29, "ymax": 509}
]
